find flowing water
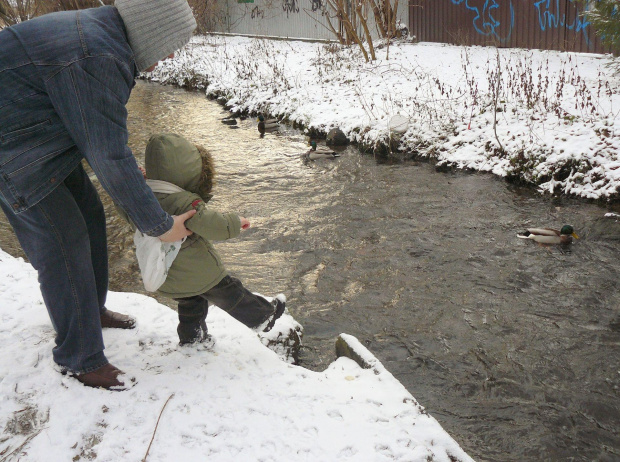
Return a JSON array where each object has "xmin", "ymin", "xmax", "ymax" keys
[{"xmin": 1, "ymin": 81, "xmax": 619, "ymax": 462}]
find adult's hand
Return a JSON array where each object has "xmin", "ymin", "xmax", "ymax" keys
[
  {"xmin": 159, "ymin": 210, "xmax": 196, "ymax": 242},
  {"xmin": 240, "ymin": 217, "xmax": 250, "ymax": 230}
]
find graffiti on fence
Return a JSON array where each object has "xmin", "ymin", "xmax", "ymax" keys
[
  {"xmin": 412, "ymin": 0, "xmax": 604, "ymax": 52},
  {"xmin": 283, "ymin": 0, "xmax": 300, "ymax": 17},
  {"xmin": 251, "ymin": 5, "xmax": 265, "ymax": 19},
  {"xmin": 450, "ymin": 0, "xmax": 592, "ymax": 46},
  {"xmin": 310, "ymin": 0, "xmax": 323, "ymax": 13},
  {"xmin": 450, "ymin": 0, "xmax": 515, "ymax": 42},
  {"xmin": 534, "ymin": 0, "xmax": 591, "ymax": 43}
]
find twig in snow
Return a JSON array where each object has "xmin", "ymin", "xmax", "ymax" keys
[
  {"xmin": 0, "ymin": 428, "xmax": 45, "ymax": 462},
  {"xmin": 142, "ymin": 393, "xmax": 175, "ymax": 462},
  {"xmin": 467, "ymin": 87, "xmax": 478, "ymax": 130},
  {"xmin": 493, "ymin": 51, "xmax": 504, "ymax": 153}
]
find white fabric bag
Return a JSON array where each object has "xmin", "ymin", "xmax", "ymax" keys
[
  {"xmin": 133, "ymin": 230, "xmax": 185, "ymax": 292},
  {"xmin": 133, "ymin": 179, "xmax": 189, "ymax": 291}
]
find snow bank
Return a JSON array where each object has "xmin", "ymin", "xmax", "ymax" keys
[
  {"xmin": 0, "ymin": 249, "xmax": 473, "ymax": 462},
  {"xmin": 147, "ymin": 35, "xmax": 620, "ymax": 201}
]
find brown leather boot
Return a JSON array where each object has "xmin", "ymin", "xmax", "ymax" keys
[
  {"xmin": 74, "ymin": 364, "xmax": 128, "ymax": 390},
  {"xmin": 100, "ymin": 309, "xmax": 136, "ymax": 329}
]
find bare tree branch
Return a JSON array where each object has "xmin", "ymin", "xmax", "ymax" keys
[
  {"xmin": 356, "ymin": 0, "xmax": 375, "ymax": 60},
  {"xmin": 321, "ymin": 1, "xmax": 346, "ymax": 44}
]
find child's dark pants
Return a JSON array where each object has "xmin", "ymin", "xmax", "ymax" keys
[{"xmin": 174, "ymin": 275, "xmax": 275, "ymax": 343}]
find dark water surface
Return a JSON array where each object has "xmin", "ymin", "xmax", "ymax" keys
[{"xmin": 1, "ymin": 81, "xmax": 619, "ymax": 461}]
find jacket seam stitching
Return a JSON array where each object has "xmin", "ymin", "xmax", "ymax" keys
[
  {"xmin": 68, "ymin": 66, "xmax": 92, "ymax": 153},
  {"xmin": 5, "ymin": 138, "xmax": 73, "ymax": 176},
  {"xmin": 0, "ymin": 90, "xmax": 45, "ymax": 111},
  {"xmin": 76, "ymin": 11, "xmax": 89, "ymax": 57},
  {"xmin": 18, "ymin": 152, "xmax": 80, "ymax": 203},
  {"xmin": 43, "ymin": 55, "xmax": 132, "ymax": 82},
  {"xmin": 0, "ymin": 119, "xmax": 51, "ymax": 143},
  {"xmin": 1, "ymin": 131, "xmax": 64, "ymax": 167}
]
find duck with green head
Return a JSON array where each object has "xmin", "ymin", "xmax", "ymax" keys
[
  {"xmin": 302, "ymin": 140, "xmax": 341, "ymax": 160},
  {"xmin": 517, "ymin": 225, "xmax": 579, "ymax": 245},
  {"xmin": 257, "ymin": 115, "xmax": 278, "ymax": 136}
]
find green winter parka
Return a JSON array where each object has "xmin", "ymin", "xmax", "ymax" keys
[{"xmin": 123, "ymin": 133, "xmax": 241, "ymax": 298}]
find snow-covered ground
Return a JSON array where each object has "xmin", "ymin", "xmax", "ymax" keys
[
  {"xmin": 147, "ymin": 35, "xmax": 620, "ymax": 201},
  {"xmin": 0, "ymin": 249, "xmax": 473, "ymax": 462}
]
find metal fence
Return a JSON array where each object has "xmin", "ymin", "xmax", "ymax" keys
[
  {"xmin": 211, "ymin": 0, "xmax": 408, "ymax": 42},
  {"xmin": 215, "ymin": 0, "xmax": 331, "ymax": 40},
  {"xmin": 409, "ymin": 0, "xmax": 610, "ymax": 54}
]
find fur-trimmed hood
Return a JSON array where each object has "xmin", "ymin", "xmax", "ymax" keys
[{"xmin": 145, "ymin": 133, "xmax": 215, "ymax": 200}]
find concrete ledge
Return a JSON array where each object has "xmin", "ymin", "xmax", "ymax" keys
[{"xmin": 335, "ymin": 333, "xmax": 387, "ymax": 375}]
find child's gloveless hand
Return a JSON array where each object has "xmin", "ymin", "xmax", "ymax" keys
[{"xmin": 240, "ymin": 217, "xmax": 250, "ymax": 230}]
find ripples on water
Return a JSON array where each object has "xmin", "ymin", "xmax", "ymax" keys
[{"xmin": 1, "ymin": 81, "xmax": 619, "ymax": 462}]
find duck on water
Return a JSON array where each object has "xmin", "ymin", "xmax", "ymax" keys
[
  {"xmin": 517, "ymin": 225, "xmax": 579, "ymax": 245},
  {"xmin": 301, "ymin": 141, "xmax": 341, "ymax": 161}
]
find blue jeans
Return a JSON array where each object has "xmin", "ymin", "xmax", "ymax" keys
[{"xmin": 0, "ymin": 164, "xmax": 108, "ymax": 374}]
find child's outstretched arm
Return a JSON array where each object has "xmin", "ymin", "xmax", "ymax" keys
[{"xmin": 180, "ymin": 198, "xmax": 243, "ymax": 241}]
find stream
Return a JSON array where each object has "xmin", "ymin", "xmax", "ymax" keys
[{"xmin": 1, "ymin": 80, "xmax": 619, "ymax": 462}]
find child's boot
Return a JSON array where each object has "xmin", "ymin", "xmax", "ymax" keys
[
  {"xmin": 177, "ymin": 307, "xmax": 212, "ymax": 346},
  {"xmin": 262, "ymin": 294, "xmax": 287, "ymax": 332},
  {"xmin": 177, "ymin": 316, "xmax": 203, "ymax": 345}
]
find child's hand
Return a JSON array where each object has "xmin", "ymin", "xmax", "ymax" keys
[
  {"xmin": 138, "ymin": 165, "xmax": 147, "ymax": 179},
  {"xmin": 240, "ymin": 217, "xmax": 250, "ymax": 230}
]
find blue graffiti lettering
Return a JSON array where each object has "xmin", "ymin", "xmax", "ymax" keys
[
  {"xmin": 566, "ymin": 13, "xmax": 590, "ymax": 34},
  {"xmin": 534, "ymin": 0, "xmax": 591, "ymax": 44},
  {"xmin": 534, "ymin": 0, "xmax": 563, "ymax": 29},
  {"xmin": 450, "ymin": 0, "xmax": 514, "ymax": 43}
]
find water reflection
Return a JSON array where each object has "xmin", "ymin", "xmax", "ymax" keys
[{"xmin": 1, "ymin": 81, "xmax": 619, "ymax": 462}]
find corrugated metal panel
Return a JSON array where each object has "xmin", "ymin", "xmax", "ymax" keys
[
  {"xmin": 213, "ymin": 0, "xmax": 409, "ymax": 42},
  {"xmin": 220, "ymin": 0, "xmax": 330, "ymax": 40},
  {"xmin": 409, "ymin": 0, "xmax": 610, "ymax": 54}
]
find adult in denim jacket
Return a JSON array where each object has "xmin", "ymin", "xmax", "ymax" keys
[{"xmin": 0, "ymin": 0, "xmax": 196, "ymax": 389}]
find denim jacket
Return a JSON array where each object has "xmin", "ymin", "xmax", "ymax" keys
[{"xmin": 0, "ymin": 6, "xmax": 173, "ymax": 236}]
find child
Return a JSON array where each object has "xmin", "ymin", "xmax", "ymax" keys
[{"xmin": 124, "ymin": 133, "xmax": 285, "ymax": 345}]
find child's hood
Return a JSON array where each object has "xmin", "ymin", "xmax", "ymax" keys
[{"xmin": 145, "ymin": 133, "xmax": 202, "ymax": 194}]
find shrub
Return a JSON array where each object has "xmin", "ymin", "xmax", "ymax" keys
[{"xmin": 584, "ymin": 0, "xmax": 620, "ymax": 55}]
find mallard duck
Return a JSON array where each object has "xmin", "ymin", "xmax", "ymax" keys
[
  {"xmin": 517, "ymin": 225, "xmax": 579, "ymax": 245},
  {"xmin": 301, "ymin": 141, "xmax": 341, "ymax": 160},
  {"xmin": 221, "ymin": 117, "xmax": 237, "ymax": 126},
  {"xmin": 258, "ymin": 115, "xmax": 279, "ymax": 136}
]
